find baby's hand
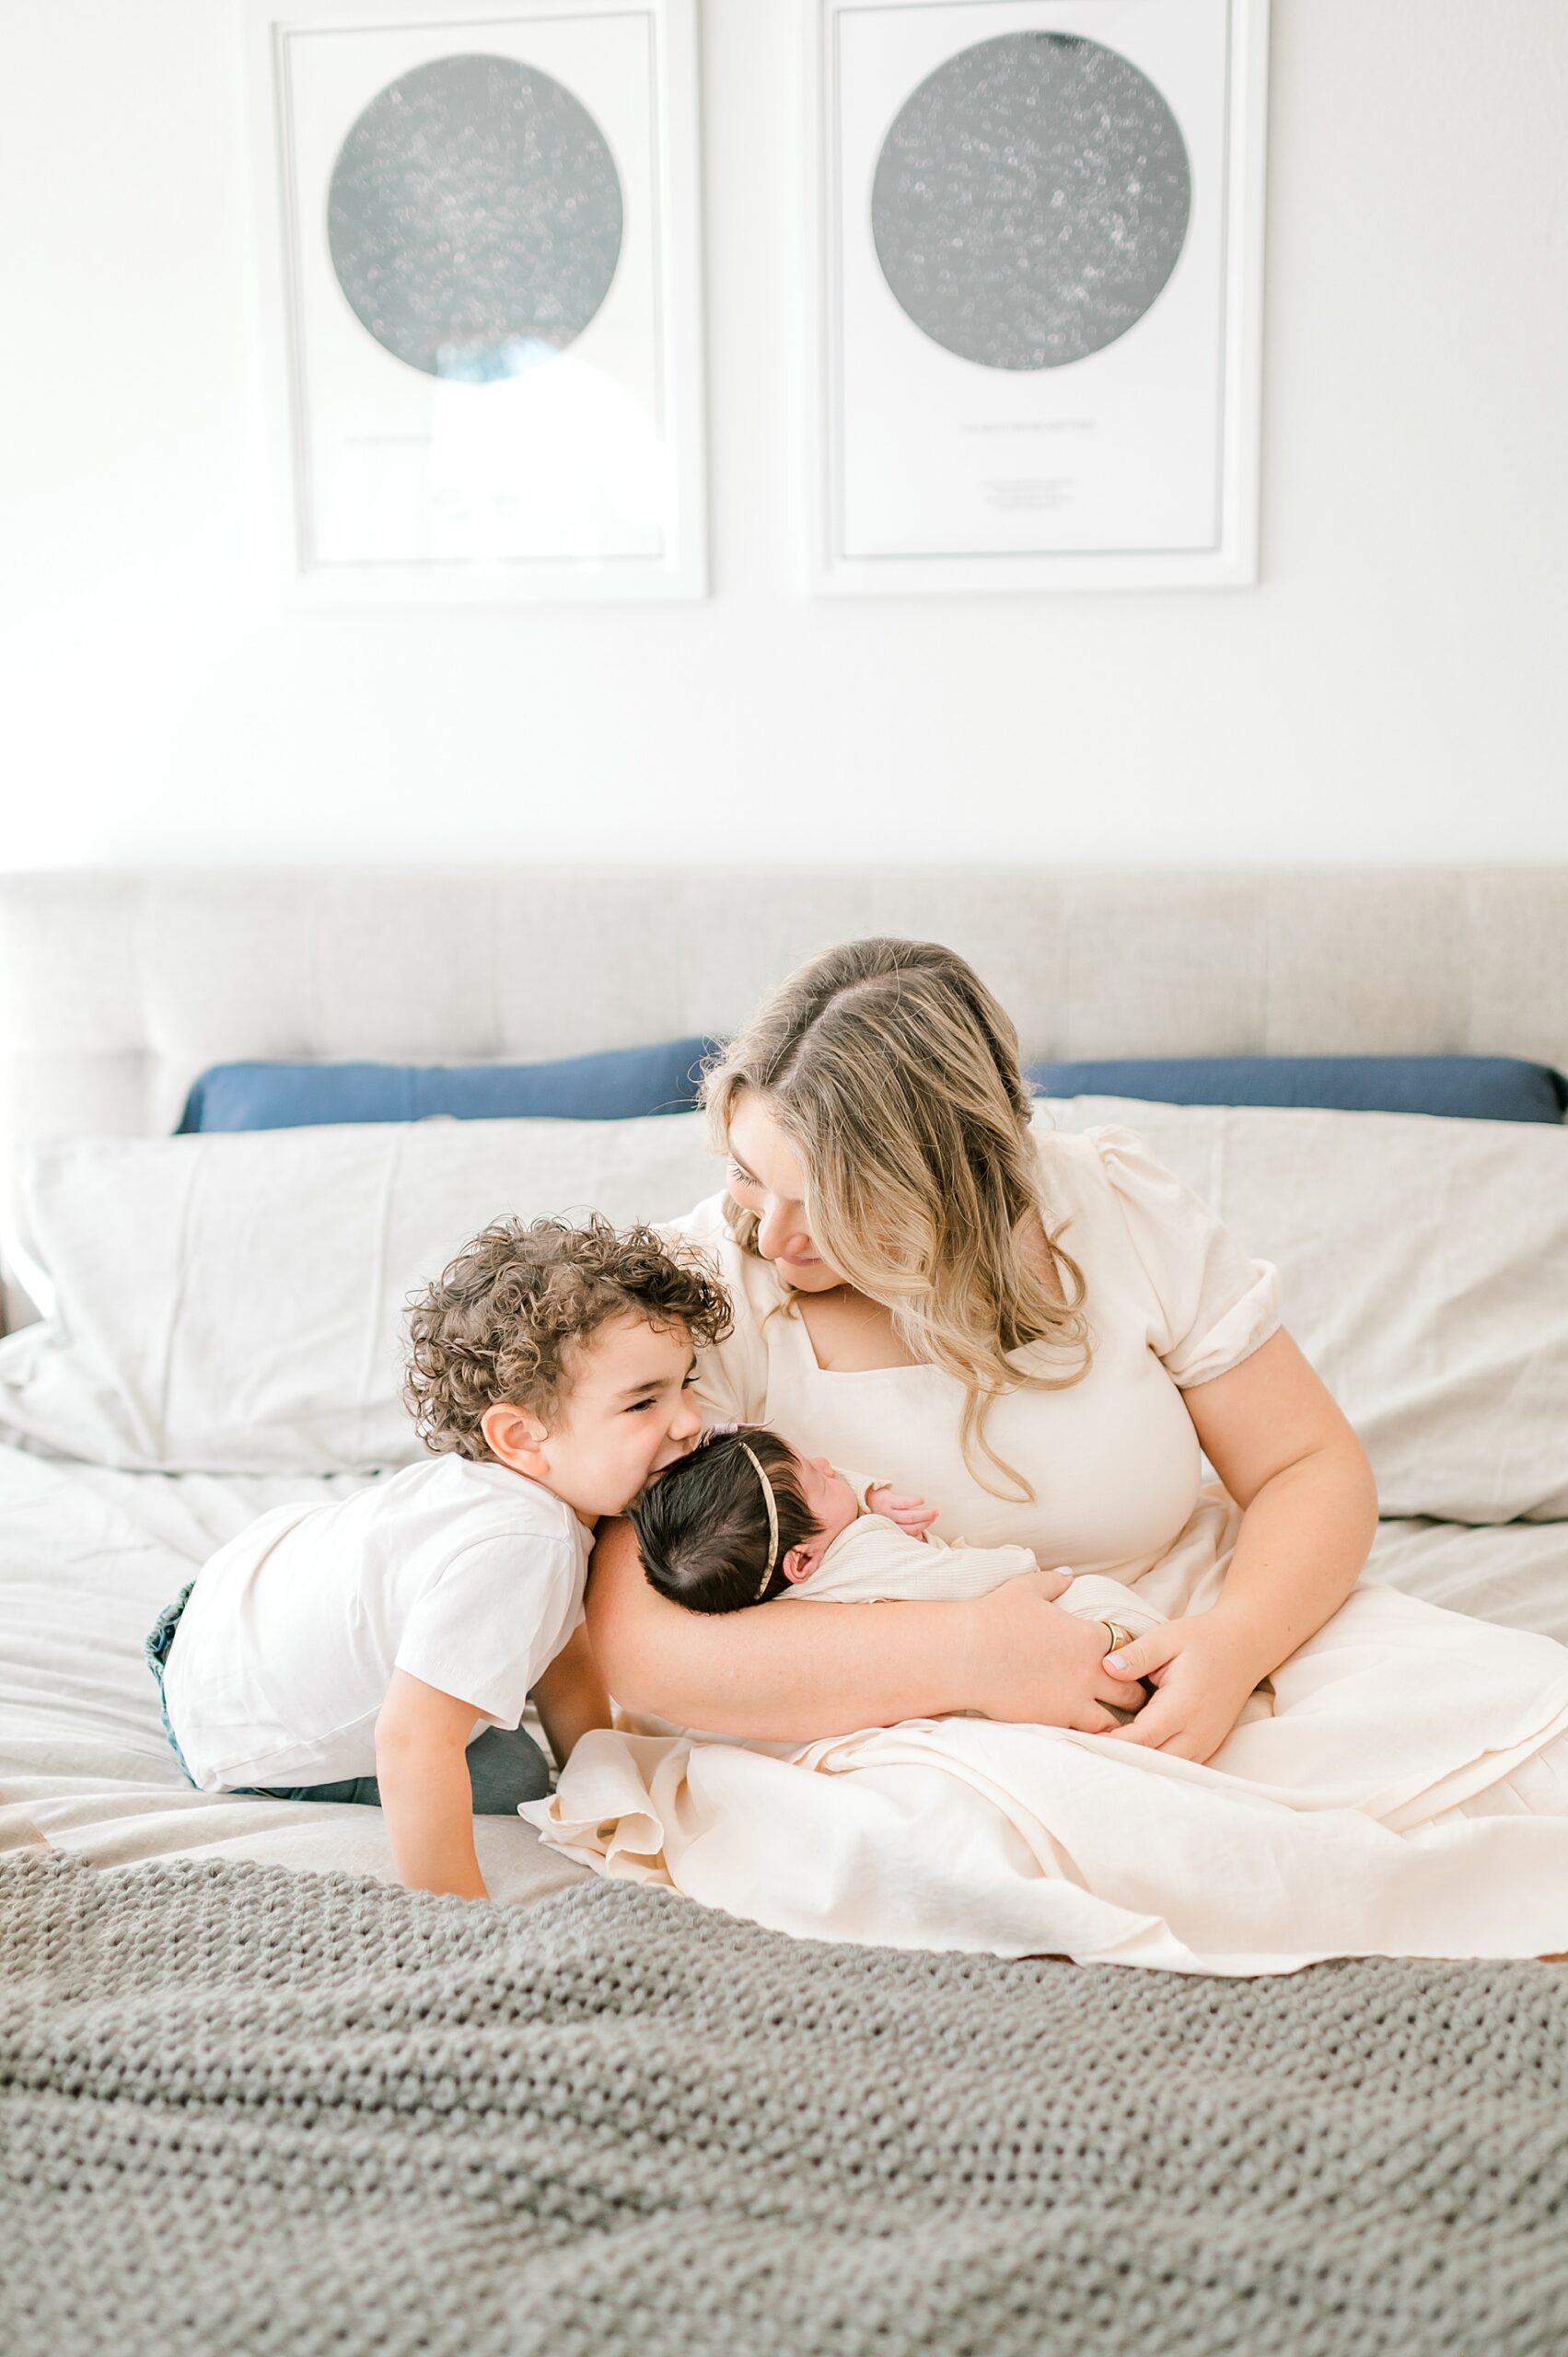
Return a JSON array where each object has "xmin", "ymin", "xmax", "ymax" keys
[
  {"xmin": 1031, "ymin": 1560, "xmax": 1074, "ymax": 1601},
  {"xmin": 866, "ymin": 1485, "xmax": 939, "ymax": 1539}
]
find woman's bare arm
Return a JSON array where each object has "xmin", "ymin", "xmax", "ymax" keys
[
  {"xmin": 1098, "ymin": 1330, "xmax": 1379, "ymax": 1759},
  {"xmin": 586, "ymin": 1515, "xmax": 1134, "ymax": 1742},
  {"xmin": 1183, "ymin": 1327, "xmax": 1379, "ymax": 1670},
  {"xmin": 530, "ymin": 1623, "xmax": 611, "ymax": 1767}
]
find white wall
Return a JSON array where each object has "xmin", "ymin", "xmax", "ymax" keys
[{"xmin": 0, "ymin": 0, "xmax": 1562, "ymax": 872}]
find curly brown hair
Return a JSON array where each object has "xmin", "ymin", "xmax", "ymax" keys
[{"xmin": 403, "ymin": 1214, "xmax": 733, "ymax": 1461}]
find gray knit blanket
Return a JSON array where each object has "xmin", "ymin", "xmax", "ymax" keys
[{"xmin": 3, "ymin": 1854, "xmax": 1566, "ymax": 2357}]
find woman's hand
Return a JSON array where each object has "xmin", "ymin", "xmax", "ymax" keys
[
  {"xmin": 865, "ymin": 1484, "xmax": 939, "ymax": 1538},
  {"xmin": 1100, "ymin": 1615, "xmax": 1268, "ymax": 1763},
  {"xmin": 964, "ymin": 1573, "xmax": 1144, "ymax": 1734}
]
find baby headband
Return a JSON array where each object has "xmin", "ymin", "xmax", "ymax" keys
[{"xmin": 736, "ymin": 1440, "xmax": 780, "ymax": 1600}]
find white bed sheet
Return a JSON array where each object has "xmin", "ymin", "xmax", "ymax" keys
[
  {"xmin": 1359, "ymin": 1515, "xmax": 1568, "ymax": 1641},
  {"xmin": 0, "ymin": 1443, "xmax": 588, "ymax": 1903},
  {"xmin": 4, "ymin": 1436, "xmax": 1565, "ymax": 1895}
]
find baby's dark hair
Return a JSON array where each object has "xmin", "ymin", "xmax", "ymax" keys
[{"xmin": 630, "ymin": 1424, "xmax": 821, "ymax": 1614}]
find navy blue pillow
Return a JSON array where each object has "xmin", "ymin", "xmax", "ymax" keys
[
  {"xmin": 1024, "ymin": 1055, "xmax": 1568, "ymax": 1124},
  {"xmin": 178, "ymin": 1039, "xmax": 720, "ymax": 1133}
]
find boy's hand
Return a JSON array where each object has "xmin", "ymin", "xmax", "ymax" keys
[
  {"xmin": 376, "ymin": 1670, "xmax": 488, "ymax": 1899},
  {"xmin": 1100, "ymin": 1615, "xmax": 1267, "ymax": 1764},
  {"xmin": 866, "ymin": 1485, "xmax": 939, "ymax": 1538}
]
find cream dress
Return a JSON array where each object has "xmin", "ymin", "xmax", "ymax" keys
[{"xmin": 523, "ymin": 1124, "xmax": 1568, "ymax": 1974}]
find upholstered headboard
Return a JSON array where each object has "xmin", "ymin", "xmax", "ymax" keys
[{"xmin": 2, "ymin": 868, "xmax": 1565, "ymax": 1167}]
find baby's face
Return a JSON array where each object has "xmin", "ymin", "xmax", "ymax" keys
[{"xmin": 792, "ymin": 1454, "xmax": 859, "ymax": 1549}]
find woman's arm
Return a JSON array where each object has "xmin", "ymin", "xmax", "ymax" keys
[
  {"xmin": 1102, "ymin": 1329, "xmax": 1380, "ymax": 1759},
  {"xmin": 586, "ymin": 1516, "xmax": 1136, "ymax": 1741},
  {"xmin": 530, "ymin": 1623, "xmax": 611, "ymax": 1767},
  {"xmin": 1184, "ymin": 1326, "xmax": 1379, "ymax": 1670}
]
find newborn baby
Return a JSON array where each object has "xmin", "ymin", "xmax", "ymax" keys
[{"xmin": 630, "ymin": 1424, "xmax": 1163, "ymax": 1674}]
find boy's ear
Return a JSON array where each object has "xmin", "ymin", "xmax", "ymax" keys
[
  {"xmin": 781, "ymin": 1546, "xmax": 815, "ymax": 1585},
  {"xmin": 481, "ymin": 1400, "xmax": 549, "ymax": 1473}
]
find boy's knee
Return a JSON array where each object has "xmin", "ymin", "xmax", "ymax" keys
[{"xmin": 467, "ymin": 1724, "xmax": 553, "ymax": 1814}]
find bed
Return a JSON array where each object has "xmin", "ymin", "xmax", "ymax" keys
[{"xmin": 3, "ymin": 865, "xmax": 1566, "ymax": 2356}]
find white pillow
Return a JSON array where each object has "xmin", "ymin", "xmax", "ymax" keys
[
  {"xmin": 1037, "ymin": 1098, "xmax": 1568, "ymax": 1524},
  {"xmin": 3, "ymin": 1101, "xmax": 1562, "ymax": 1521},
  {"xmin": 0, "ymin": 1116, "xmax": 720, "ymax": 1475}
]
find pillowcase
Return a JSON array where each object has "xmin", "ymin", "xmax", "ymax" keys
[
  {"xmin": 177, "ymin": 1039, "xmax": 718, "ymax": 1132},
  {"xmin": 1036, "ymin": 1097, "xmax": 1568, "ymax": 1523},
  {"xmin": 1026, "ymin": 1055, "xmax": 1567, "ymax": 1124},
  {"xmin": 0, "ymin": 1116, "xmax": 719, "ymax": 1475},
  {"xmin": 3, "ymin": 1100, "xmax": 1564, "ymax": 1522}
]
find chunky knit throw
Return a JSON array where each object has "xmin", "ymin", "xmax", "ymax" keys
[{"xmin": 3, "ymin": 1852, "xmax": 1565, "ymax": 2357}]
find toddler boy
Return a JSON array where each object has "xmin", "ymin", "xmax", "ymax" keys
[{"xmin": 148, "ymin": 1215, "xmax": 731, "ymax": 1899}]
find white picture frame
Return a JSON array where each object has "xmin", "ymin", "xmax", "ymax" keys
[
  {"xmin": 807, "ymin": 0, "xmax": 1270, "ymax": 594},
  {"xmin": 245, "ymin": 0, "xmax": 707, "ymax": 603}
]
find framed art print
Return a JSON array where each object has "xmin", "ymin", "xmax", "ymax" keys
[
  {"xmin": 246, "ymin": 0, "xmax": 706, "ymax": 601},
  {"xmin": 809, "ymin": 0, "xmax": 1270, "ymax": 592}
]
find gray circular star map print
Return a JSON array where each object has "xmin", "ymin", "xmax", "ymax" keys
[
  {"xmin": 327, "ymin": 52, "xmax": 623, "ymax": 379},
  {"xmin": 871, "ymin": 31, "xmax": 1191, "ymax": 371}
]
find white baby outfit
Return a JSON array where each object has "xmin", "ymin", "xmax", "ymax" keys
[
  {"xmin": 524, "ymin": 1124, "xmax": 1568, "ymax": 1974},
  {"xmin": 796, "ymin": 1510, "xmax": 1162, "ymax": 1636},
  {"xmin": 164, "ymin": 1455, "xmax": 589, "ymax": 1793}
]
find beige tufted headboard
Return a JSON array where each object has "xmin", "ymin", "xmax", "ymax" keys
[{"xmin": 1, "ymin": 865, "xmax": 1564, "ymax": 1318}]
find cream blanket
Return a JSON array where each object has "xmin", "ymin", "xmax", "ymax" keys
[{"xmin": 524, "ymin": 1579, "xmax": 1568, "ymax": 1975}]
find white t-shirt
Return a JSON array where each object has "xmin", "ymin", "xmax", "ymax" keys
[{"xmin": 163, "ymin": 1455, "xmax": 591, "ymax": 1792}]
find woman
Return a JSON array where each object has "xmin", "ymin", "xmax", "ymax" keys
[{"xmin": 534, "ymin": 940, "xmax": 1568, "ymax": 1973}]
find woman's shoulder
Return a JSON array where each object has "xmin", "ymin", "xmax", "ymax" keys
[
  {"xmin": 1030, "ymin": 1117, "xmax": 1207, "ymax": 1277},
  {"xmin": 662, "ymin": 1192, "xmax": 777, "ymax": 1422},
  {"xmin": 1032, "ymin": 1117, "xmax": 1165, "ymax": 1215},
  {"xmin": 665, "ymin": 1189, "xmax": 735, "ymax": 1254},
  {"xmin": 664, "ymin": 1192, "xmax": 782, "ymax": 1321},
  {"xmin": 1034, "ymin": 1114, "xmax": 1283, "ymax": 1378}
]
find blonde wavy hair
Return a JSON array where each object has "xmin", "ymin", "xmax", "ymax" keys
[{"xmin": 701, "ymin": 938, "xmax": 1092, "ymax": 1499}]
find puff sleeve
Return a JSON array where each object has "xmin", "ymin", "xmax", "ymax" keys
[
  {"xmin": 661, "ymin": 1192, "xmax": 771, "ymax": 1424},
  {"xmin": 1090, "ymin": 1124, "xmax": 1283, "ymax": 1387}
]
